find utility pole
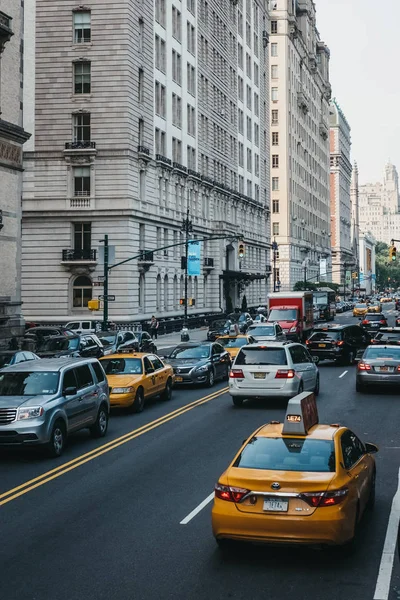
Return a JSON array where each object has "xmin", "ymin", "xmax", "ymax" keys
[
  {"xmin": 181, "ymin": 208, "xmax": 192, "ymax": 327},
  {"xmin": 272, "ymin": 240, "xmax": 278, "ymax": 292},
  {"xmin": 101, "ymin": 234, "xmax": 109, "ymax": 331}
]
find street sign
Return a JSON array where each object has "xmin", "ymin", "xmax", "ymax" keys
[
  {"xmin": 98, "ymin": 245, "xmax": 116, "ymax": 265},
  {"xmin": 98, "ymin": 275, "xmax": 105, "ymax": 281},
  {"xmin": 98, "ymin": 294, "xmax": 115, "ymax": 301}
]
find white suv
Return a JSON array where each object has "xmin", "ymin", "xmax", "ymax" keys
[{"xmin": 229, "ymin": 342, "xmax": 319, "ymax": 407}]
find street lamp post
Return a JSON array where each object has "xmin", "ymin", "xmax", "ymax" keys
[
  {"xmin": 181, "ymin": 208, "xmax": 192, "ymax": 328},
  {"xmin": 271, "ymin": 240, "xmax": 278, "ymax": 292}
]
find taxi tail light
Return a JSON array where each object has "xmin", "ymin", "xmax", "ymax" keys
[
  {"xmin": 300, "ymin": 488, "xmax": 349, "ymax": 508},
  {"xmin": 358, "ymin": 362, "xmax": 371, "ymax": 371},
  {"xmin": 275, "ymin": 369, "xmax": 295, "ymax": 379},
  {"xmin": 230, "ymin": 369, "xmax": 244, "ymax": 379},
  {"xmin": 214, "ymin": 483, "xmax": 250, "ymax": 503}
]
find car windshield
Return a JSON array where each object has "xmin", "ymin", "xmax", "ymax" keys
[
  {"xmin": 363, "ymin": 348, "xmax": 400, "ymax": 361},
  {"xmin": 42, "ymin": 338, "xmax": 80, "ymax": 352},
  {"xmin": 0, "ymin": 372, "xmax": 59, "ymax": 396},
  {"xmin": 0, "ymin": 354, "xmax": 14, "ymax": 368},
  {"xmin": 170, "ymin": 346, "xmax": 211, "ymax": 359},
  {"xmin": 364, "ymin": 314, "xmax": 384, "ymax": 321},
  {"xmin": 218, "ymin": 338, "xmax": 248, "ymax": 348},
  {"xmin": 238, "ymin": 314, "xmax": 247, "ymax": 322},
  {"xmin": 235, "ymin": 347, "xmax": 287, "ymax": 366},
  {"xmin": 211, "ymin": 320, "xmax": 227, "ymax": 329},
  {"xmin": 355, "ymin": 304, "xmax": 366, "ymax": 309},
  {"xmin": 248, "ymin": 326, "xmax": 276, "ymax": 336},
  {"xmin": 268, "ymin": 309, "xmax": 297, "ymax": 321},
  {"xmin": 309, "ymin": 331, "xmax": 341, "ymax": 341},
  {"xmin": 100, "ymin": 358, "xmax": 143, "ymax": 375},
  {"xmin": 234, "ymin": 437, "xmax": 336, "ymax": 473},
  {"xmin": 96, "ymin": 333, "xmax": 117, "ymax": 347}
]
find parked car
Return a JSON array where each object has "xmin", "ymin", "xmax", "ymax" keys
[
  {"xmin": 207, "ymin": 319, "xmax": 232, "ymax": 341},
  {"xmin": 0, "ymin": 351, "xmax": 40, "ymax": 369},
  {"xmin": 163, "ymin": 342, "xmax": 231, "ymax": 386},
  {"xmin": 97, "ymin": 330, "xmax": 139, "ymax": 355},
  {"xmin": 65, "ymin": 320, "xmax": 101, "ymax": 334},
  {"xmin": 134, "ymin": 331, "xmax": 158, "ymax": 353},
  {"xmin": 247, "ymin": 322, "xmax": 286, "ymax": 342},
  {"xmin": 359, "ymin": 313, "xmax": 388, "ymax": 334},
  {"xmin": 306, "ymin": 324, "xmax": 371, "ymax": 364},
  {"xmin": 0, "ymin": 358, "xmax": 110, "ymax": 457},
  {"xmin": 24, "ymin": 327, "xmax": 75, "ymax": 349},
  {"xmin": 36, "ymin": 334, "xmax": 104, "ymax": 359},
  {"xmin": 229, "ymin": 341, "xmax": 319, "ymax": 406}
]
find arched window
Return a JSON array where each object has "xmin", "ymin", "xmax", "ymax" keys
[
  {"xmin": 173, "ymin": 275, "xmax": 178, "ymax": 309},
  {"xmin": 164, "ymin": 275, "xmax": 169, "ymax": 311},
  {"xmin": 73, "ymin": 275, "xmax": 92, "ymax": 308},
  {"xmin": 156, "ymin": 274, "xmax": 162, "ymax": 311},
  {"xmin": 138, "ymin": 274, "xmax": 145, "ymax": 311}
]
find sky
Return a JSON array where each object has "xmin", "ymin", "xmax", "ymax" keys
[{"xmin": 316, "ymin": 0, "xmax": 400, "ymax": 184}]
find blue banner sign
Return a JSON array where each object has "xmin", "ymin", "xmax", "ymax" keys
[{"xmin": 188, "ymin": 241, "xmax": 201, "ymax": 276}]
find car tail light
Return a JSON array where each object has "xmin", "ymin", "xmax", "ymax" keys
[
  {"xmin": 380, "ymin": 320, "xmax": 387, "ymax": 325},
  {"xmin": 335, "ymin": 340, "xmax": 345, "ymax": 346},
  {"xmin": 371, "ymin": 339, "xmax": 378, "ymax": 344},
  {"xmin": 300, "ymin": 487, "xmax": 348, "ymax": 508},
  {"xmin": 229, "ymin": 369, "xmax": 244, "ymax": 378},
  {"xmin": 305, "ymin": 339, "xmax": 310, "ymax": 345},
  {"xmin": 358, "ymin": 362, "xmax": 371, "ymax": 371},
  {"xmin": 214, "ymin": 483, "xmax": 250, "ymax": 503},
  {"xmin": 362, "ymin": 320, "xmax": 369, "ymax": 325},
  {"xmin": 275, "ymin": 369, "xmax": 295, "ymax": 379}
]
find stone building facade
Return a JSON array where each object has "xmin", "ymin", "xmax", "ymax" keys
[
  {"xmin": 0, "ymin": 4, "xmax": 31, "ymax": 347},
  {"xmin": 22, "ymin": 0, "xmax": 271, "ymax": 323},
  {"xmin": 268, "ymin": 0, "xmax": 332, "ymax": 291}
]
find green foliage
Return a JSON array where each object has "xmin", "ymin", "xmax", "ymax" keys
[
  {"xmin": 315, "ymin": 281, "xmax": 340, "ymax": 293},
  {"xmin": 293, "ymin": 281, "xmax": 317, "ymax": 291},
  {"xmin": 375, "ymin": 241, "xmax": 400, "ymax": 288}
]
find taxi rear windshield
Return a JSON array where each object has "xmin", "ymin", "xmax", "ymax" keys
[
  {"xmin": 235, "ymin": 437, "xmax": 335, "ymax": 472},
  {"xmin": 218, "ymin": 338, "xmax": 249, "ymax": 348},
  {"xmin": 100, "ymin": 358, "xmax": 143, "ymax": 375},
  {"xmin": 235, "ymin": 348, "xmax": 287, "ymax": 366}
]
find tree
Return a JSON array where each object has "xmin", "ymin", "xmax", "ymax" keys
[
  {"xmin": 293, "ymin": 281, "xmax": 317, "ymax": 291},
  {"xmin": 241, "ymin": 294, "xmax": 248, "ymax": 312},
  {"xmin": 375, "ymin": 241, "xmax": 400, "ymax": 289}
]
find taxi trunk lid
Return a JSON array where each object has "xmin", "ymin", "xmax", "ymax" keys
[{"xmin": 227, "ymin": 468, "xmax": 335, "ymax": 516}]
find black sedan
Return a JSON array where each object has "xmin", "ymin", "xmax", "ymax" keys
[
  {"xmin": 163, "ymin": 342, "xmax": 231, "ymax": 386},
  {"xmin": 207, "ymin": 319, "xmax": 232, "ymax": 341},
  {"xmin": 359, "ymin": 313, "xmax": 388, "ymax": 333},
  {"xmin": 36, "ymin": 334, "xmax": 103, "ymax": 359}
]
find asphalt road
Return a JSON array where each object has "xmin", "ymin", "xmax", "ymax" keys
[{"xmin": 1, "ymin": 305, "xmax": 400, "ymax": 600}]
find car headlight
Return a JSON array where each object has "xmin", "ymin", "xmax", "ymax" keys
[
  {"xmin": 289, "ymin": 326, "xmax": 297, "ymax": 332},
  {"xmin": 196, "ymin": 365, "xmax": 209, "ymax": 372},
  {"xmin": 17, "ymin": 406, "xmax": 44, "ymax": 420},
  {"xmin": 111, "ymin": 387, "xmax": 135, "ymax": 394}
]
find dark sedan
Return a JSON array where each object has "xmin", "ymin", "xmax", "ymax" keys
[
  {"xmin": 207, "ymin": 319, "xmax": 232, "ymax": 341},
  {"xmin": 97, "ymin": 330, "xmax": 139, "ymax": 356},
  {"xmin": 359, "ymin": 313, "xmax": 388, "ymax": 333},
  {"xmin": 163, "ymin": 342, "xmax": 231, "ymax": 386},
  {"xmin": 36, "ymin": 334, "xmax": 103, "ymax": 359}
]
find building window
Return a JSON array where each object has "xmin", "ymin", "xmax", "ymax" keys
[
  {"xmin": 238, "ymin": 76, "xmax": 244, "ymax": 101},
  {"xmin": 238, "ymin": 109, "xmax": 244, "ymax": 134},
  {"xmin": 246, "ymin": 53, "xmax": 251, "ymax": 77},
  {"xmin": 254, "ymin": 92, "xmax": 259, "ymax": 116},
  {"xmin": 272, "ymin": 131, "xmax": 279, "ymax": 145},
  {"xmin": 172, "ymin": 50, "xmax": 182, "ymax": 84},
  {"xmin": 271, "ymin": 87, "xmax": 278, "ymax": 102},
  {"xmin": 187, "ymin": 145, "xmax": 196, "ymax": 169},
  {"xmin": 272, "ymin": 176, "xmax": 279, "ymax": 191},
  {"xmin": 138, "ymin": 68, "xmax": 144, "ymax": 103},
  {"xmin": 272, "ymin": 155, "xmax": 279, "ymax": 168},
  {"xmin": 74, "ymin": 223, "xmax": 91, "ymax": 250},
  {"xmin": 73, "ymin": 113, "xmax": 90, "ymax": 142},
  {"xmin": 271, "ymin": 65, "xmax": 278, "ymax": 79},
  {"xmin": 187, "ymin": 63, "xmax": 195, "ymax": 95},
  {"xmin": 247, "ymin": 179, "xmax": 252, "ymax": 197},
  {"xmin": 246, "ymin": 85, "xmax": 252, "ymax": 109},
  {"xmin": 247, "ymin": 148, "xmax": 252, "ymax": 172},
  {"xmin": 138, "ymin": 274, "xmax": 145, "ymax": 310},
  {"xmin": 255, "ymin": 154, "xmax": 259, "ymax": 177},
  {"xmin": 272, "ymin": 222, "xmax": 279, "ymax": 235},
  {"xmin": 246, "ymin": 116, "xmax": 252, "ymax": 141},
  {"xmin": 172, "ymin": 137, "xmax": 182, "ymax": 162},
  {"xmin": 73, "ymin": 276, "xmax": 92, "ymax": 308},
  {"xmin": 271, "ymin": 20, "xmax": 278, "ymax": 34},
  {"xmin": 172, "ymin": 6, "xmax": 182, "ymax": 41},
  {"xmin": 187, "ymin": 0, "xmax": 195, "ymax": 15},
  {"xmin": 73, "ymin": 11, "xmax": 91, "ymax": 43},
  {"xmin": 272, "ymin": 109, "xmax": 278, "ymax": 124},
  {"xmin": 187, "ymin": 104, "xmax": 196, "ymax": 136},
  {"xmin": 155, "ymin": 0, "xmax": 166, "ymax": 27},
  {"xmin": 155, "ymin": 35, "xmax": 166, "ymax": 72},
  {"xmin": 155, "ymin": 81, "xmax": 166, "ymax": 118},
  {"xmin": 238, "ymin": 142, "xmax": 244, "ymax": 167},
  {"xmin": 238, "ymin": 43, "xmax": 243, "ymax": 69},
  {"xmin": 271, "ymin": 42, "xmax": 278, "ymax": 57},
  {"xmin": 155, "ymin": 128, "xmax": 166, "ymax": 155},
  {"xmin": 172, "ymin": 93, "xmax": 182, "ymax": 127},
  {"xmin": 272, "ymin": 199, "xmax": 279, "ymax": 213},
  {"xmin": 187, "ymin": 22, "xmax": 196, "ymax": 54},
  {"xmin": 254, "ymin": 123, "xmax": 259, "ymax": 147},
  {"xmin": 74, "ymin": 167, "xmax": 91, "ymax": 196},
  {"xmin": 74, "ymin": 62, "xmax": 91, "ymax": 94},
  {"xmin": 254, "ymin": 63, "xmax": 259, "ymax": 87}
]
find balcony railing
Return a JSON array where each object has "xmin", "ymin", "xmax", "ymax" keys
[
  {"xmin": 138, "ymin": 250, "xmax": 154, "ymax": 263},
  {"xmin": 204, "ymin": 257, "xmax": 215, "ymax": 269},
  {"xmin": 62, "ymin": 249, "xmax": 97, "ymax": 262},
  {"xmin": 156, "ymin": 154, "xmax": 172, "ymax": 165},
  {"xmin": 173, "ymin": 162, "xmax": 188, "ymax": 173},
  {"xmin": 137, "ymin": 145, "xmax": 150, "ymax": 155},
  {"xmin": 65, "ymin": 141, "xmax": 96, "ymax": 150}
]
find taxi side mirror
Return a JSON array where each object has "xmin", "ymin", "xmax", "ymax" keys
[
  {"xmin": 365, "ymin": 442, "xmax": 379, "ymax": 454},
  {"xmin": 63, "ymin": 386, "xmax": 77, "ymax": 396}
]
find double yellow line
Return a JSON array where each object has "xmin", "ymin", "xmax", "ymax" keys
[{"xmin": 0, "ymin": 386, "xmax": 228, "ymax": 507}]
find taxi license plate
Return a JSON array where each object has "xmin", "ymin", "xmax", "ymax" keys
[
  {"xmin": 175, "ymin": 376, "xmax": 183, "ymax": 382},
  {"xmin": 318, "ymin": 343, "xmax": 326, "ymax": 348},
  {"xmin": 263, "ymin": 498, "xmax": 288, "ymax": 512},
  {"xmin": 253, "ymin": 372, "xmax": 266, "ymax": 379}
]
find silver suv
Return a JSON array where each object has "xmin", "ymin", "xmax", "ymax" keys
[
  {"xmin": 0, "ymin": 358, "xmax": 110, "ymax": 457},
  {"xmin": 229, "ymin": 341, "xmax": 319, "ymax": 406}
]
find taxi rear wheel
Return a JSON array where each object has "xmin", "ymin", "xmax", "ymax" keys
[
  {"xmin": 161, "ymin": 378, "xmax": 173, "ymax": 401},
  {"xmin": 130, "ymin": 387, "xmax": 145, "ymax": 413}
]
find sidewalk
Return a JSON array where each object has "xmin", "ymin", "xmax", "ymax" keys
[{"xmin": 156, "ymin": 327, "xmax": 208, "ymax": 350}]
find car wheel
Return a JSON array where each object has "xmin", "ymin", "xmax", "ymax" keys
[
  {"xmin": 232, "ymin": 396, "xmax": 244, "ymax": 407},
  {"xmin": 129, "ymin": 387, "xmax": 145, "ymax": 413},
  {"xmin": 356, "ymin": 380, "xmax": 366, "ymax": 393},
  {"xmin": 46, "ymin": 420, "xmax": 66, "ymax": 458},
  {"xmin": 314, "ymin": 374, "xmax": 320, "ymax": 397},
  {"xmin": 160, "ymin": 378, "xmax": 173, "ymax": 401},
  {"xmin": 348, "ymin": 351, "xmax": 355, "ymax": 365},
  {"xmin": 367, "ymin": 470, "xmax": 376, "ymax": 510},
  {"xmin": 206, "ymin": 369, "xmax": 215, "ymax": 387},
  {"xmin": 90, "ymin": 404, "xmax": 109, "ymax": 438}
]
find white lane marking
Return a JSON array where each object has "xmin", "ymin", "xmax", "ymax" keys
[
  {"xmin": 180, "ymin": 492, "xmax": 214, "ymax": 525},
  {"xmin": 339, "ymin": 370, "xmax": 348, "ymax": 378},
  {"xmin": 373, "ymin": 467, "xmax": 400, "ymax": 600}
]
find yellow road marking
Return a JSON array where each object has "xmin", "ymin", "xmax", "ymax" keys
[{"xmin": 0, "ymin": 386, "xmax": 229, "ymax": 507}]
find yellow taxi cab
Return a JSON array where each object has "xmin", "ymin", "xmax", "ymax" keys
[
  {"xmin": 368, "ymin": 303, "xmax": 382, "ymax": 313},
  {"xmin": 381, "ymin": 296, "xmax": 392, "ymax": 303},
  {"xmin": 100, "ymin": 351, "xmax": 174, "ymax": 413},
  {"xmin": 353, "ymin": 303, "xmax": 368, "ymax": 317},
  {"xmin": 215, "ymin": 335, "xmax": 254, "ymax": 360},
  {"xmin": 212, "ymin": 392, "xmax": 378, "ymax": 547}
]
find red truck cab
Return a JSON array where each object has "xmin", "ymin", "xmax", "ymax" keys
[{"xmin": 267, "ymin": 292, "xmax": 314, "ymax": 341}]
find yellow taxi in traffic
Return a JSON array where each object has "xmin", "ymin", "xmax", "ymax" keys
[
  {"xmin": 100, "ymin": 351, "xmax": 174, "ymax": 413},
  {"xmin": 353, "ymin": 303, "xmax": 368, "ymax": 317},
  {"xmin": 212, "ymin": 393, "xmax": 378, "ymax": 547},
  {"xmin": 368, "ymin": 303, "xmax": 382, "ymax": 313},
  {"xmin": 381, "ymin": 296, "xmax": 392, "ymax": 303},
  {"xmin": 216, "ymin": 335, "xmax": 254, "ymax": 360}
]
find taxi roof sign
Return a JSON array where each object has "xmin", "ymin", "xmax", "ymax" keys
[{"xmin": 282, "ymin": 392, "xmax": 319, "ymax": 436}]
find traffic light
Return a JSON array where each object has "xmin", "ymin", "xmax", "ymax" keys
[
  {"xmin": 393, "ymin": 246, "xmax": 397, "ymax": 261},
  {"xmin": 88, "ymin": 299, "xmax": 100, "ymax": 311},
  {"xmin": 179, "ymin": 298, "xmax": 186, "ymax": 306},
  {"xmin": 189, "ymin": 298, "xmax": 196, "ymax": 306},
  {"xmin": 238, "ymin": 242, "xmax": 245, "ymax": 259}
]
